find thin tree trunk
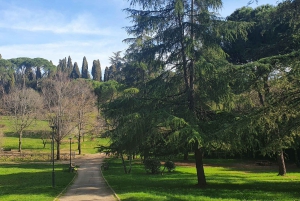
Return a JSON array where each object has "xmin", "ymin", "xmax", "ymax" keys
[
  {"xmin": 18, "ymin": 130, "xmax": 23, "ymax": 152},
  {"xmin": 183, "ymin": 150, "xmax": 188, "ymax": 161},
  {"xmin": 120, "ymin": 153, "xmax": 128, "ymax": 174},
  {"xmin": 295, "ymin": 149, "xmax": 300, "ymax": 167},
  {"xmin": 57, "ymin": 141, "xmax": 60, "ymax": 160},
  {"xmin": 78, "ymin": 134, "xmax": 81, "ymax": 155},
  {"xmin": 195, "ymin": 146, "xmax": 207, "ymax": 187},
  {"xmin": 277, "ymin": 150, "xmax": 286, "ymax": 176},
  {"xmin": 128, "ymin": 154, "xmax": 132, "ymax": 174}
]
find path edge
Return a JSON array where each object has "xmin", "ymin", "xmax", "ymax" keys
[
  {"xmin": 100, "ymin": 163, "xmax": 121, "ymax": 201},
  {"xmin": 53, "ymin": 170, "xmax": 78, "ymax": 201}
]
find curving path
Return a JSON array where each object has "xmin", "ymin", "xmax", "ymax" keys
[{"xmin": 57, "ymin": 153, "xmax": 118, "ymax": 201}]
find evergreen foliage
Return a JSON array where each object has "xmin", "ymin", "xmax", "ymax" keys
[
  {"xmin": 103, "ymin": 0, "xmax": 249, "ymax": 187},
  {"xmin": 91, "ymin": 59, "xmax": 102, "ymax": 81},
  {"xmin": 81, "ymin": 56, "xmax": 91, "ymax": 79},
  {"xmin": 104, "ymin": 67, "xmax": 109, "ymax": 82},
  {"xmin": 70, "ymin": 62, "xmax": 81, "ymax": 79},
  {"xmin": 67, "ymin": 56, "xmax": 73, "ymax": 76}
]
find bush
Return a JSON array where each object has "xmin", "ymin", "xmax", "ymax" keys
[
  {"xmin": 144, "ymin": 158, "xmax": 161, "ymax": 174},
  {"xmin": 164, "ymin": 160, "xmax": 175, "ymax": 172}
]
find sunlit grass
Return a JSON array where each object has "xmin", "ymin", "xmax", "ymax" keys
[
  {"xmin": 0, "ymin": 163, "xmax": 75, "ymax": 201},
  {"xmin": 103, "ymin": 158, "xmax": 300, "ymax": 201},
  {"xmin": 0, "ymin": 115, "xmax": 110, "ymax": 155}
]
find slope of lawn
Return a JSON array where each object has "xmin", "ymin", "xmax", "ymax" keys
[
  {"xmin": 102, "ymin": 158, "xmax": 300, "ymax": 201},
  {"xmin": 0, "ymin": 163, "xmax": 75, "ymax": 201},
  {"xmin": 0, "ymin": 116, "xmax": 110, "ymax": 155}
]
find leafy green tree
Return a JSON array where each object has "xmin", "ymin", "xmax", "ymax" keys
[
  {"xmin": 223, "ymin": 3, "xmax": 299, "ymax": 64},
  {"xmin": 0, "ymin": 59, "xmax": 15, "ymax": 95},
  {"xmin": 121, "ymin": 0, "xmax": 248, "ymax": 186},
  {"xmin": 9, "ymin": 57, "xmax": 56, "ymax": 88},
  {"xmin": 81, "ymin": 56, "xmax": 90, "ymax": 79},
  {"xmin": 70, "ymin": 62, "xmax": 81, "ymax": 79},
  {"xmin": 91, "ymin": 59, "xmax": 102, "ymax": 81},
  {"xmin": 226, "ymin": 51, "xmax": 300, "ymax": 176}
]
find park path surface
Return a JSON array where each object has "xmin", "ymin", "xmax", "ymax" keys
[{"xmin": 57, "ymin": 153, "xmax": 118, "ymax": 201}]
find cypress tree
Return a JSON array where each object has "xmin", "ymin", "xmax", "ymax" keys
[
  {"xmin": 81, "ymin": 56, "xmax": 90, "ymax": 79},
  {"xmin": 104, "ymin": 67, "xmax": 109, "ymax": 82},
  {"xmin": 108, "ymin": 65, "xmax": 117, "ymax": 81},
  {"xmin": 67, "ymin": 56, "xmax": 73, "ymax": 76},
  {"xmin": 91, "ymin": 59, "xmax": 102, "ymax": 81},
  {"xmin": 57, "ymin": 57, "xmax": 67, "ymax": 72},
  {"xmin": 70, "ymin": 62, "xmax": 81, "ymax": 79},
  {"xmin": 36, "ymin": 67, "xmax": 42, "ymax": 80}
]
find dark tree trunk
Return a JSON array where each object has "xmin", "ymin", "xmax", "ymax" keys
[
  {"xmin": 277, "ymin": 150, "xmax": 286, "ymax": 176},
  {"xmin": 78, "ymin": 134, "xmax": 81, "ymax": 155},
  {"xmin": 120, "ymin": 153, "xmax": 128, "ymax": 174},
  {"xmin": 195, "ymin": 147, "xmax": 207, "ymax": 187},
  {"xmin": 18, "ymin": 130, "xmax": 23, "ymax": 153},
  {"xmin": 57, "ymin": 141, "xmax": 60, "ymax": 160},
  {"xmin": 183, "ymin": 150, "xmax": 189, "ymax": 161},
  {"xmin": 143, "ymin": 149, "xmax": 149, "ymax": 163},
  {"xmin": 295, "ymin": 149, "xmax": 300, "ymax": 167}
]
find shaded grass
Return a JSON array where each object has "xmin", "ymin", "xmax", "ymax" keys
[
  {"xmin": 103, "ymin": 158, "xmax": 300, "ymax": 201},
  {"xmin": 0, "ymin": 163, "xmax": 75, "ymax": 201}
]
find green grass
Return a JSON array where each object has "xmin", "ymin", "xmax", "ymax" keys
[
  {"xmin": 0, "ymin": 115, "xmax": 111, "ymax": 155},
  {"xmin": 103, "ymin": 158, "xmax": 300, "ymax": 200},
  {"xmin": 0, "ymin": 163, "xmax": 75, "ymax": 201}
]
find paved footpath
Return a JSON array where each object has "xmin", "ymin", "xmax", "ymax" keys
[{"xmin": 57, "ymin": 153, "xmax": 118, "ymax": 201}]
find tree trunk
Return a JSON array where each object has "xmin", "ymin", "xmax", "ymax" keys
[
  {"xmin": 128, "ymin": 154, "xmax": 132, "ymax": 174},
  {"xmin": 78, "ymin": 134, "xmax": 81, "ymax": 155},
  {"xmin": 18, "ymin": 130, "xmax": 23, "ymax": 152},
  {"xmin": 195, "ymin": 147, "xmax": 207, "ymax": 187},
  {"xmin": 57, "ymin": 141, "xmax": 61, "ymax": 160},
  {"xmin": 120, "ymin": 153, "xmax": 128, "ymax": 174},
  {"xmin": 183, "ymin": 150, "xmax": 189, "ymax": 161},
  {"xmin": 143, "ymin": 149, "xmax": 149, "ymax": 163},
  {"xmin": 295, "ymin": 149, "xmax": 300, "ymax": 167},
  {"xmin": 277, "ymin": 150, "xmax": 286, "ymax": 176}
]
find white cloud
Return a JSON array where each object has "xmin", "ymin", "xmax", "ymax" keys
[
  {"xmin": 0, "ymin": 40, "xmax": 128, "ymax": 70},
  {"xmin": 0, "ymin": 6, "xmax": 112, "ymax": 35}
]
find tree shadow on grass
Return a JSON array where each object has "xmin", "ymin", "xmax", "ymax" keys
[
  {"xmin": 0, "ymin": 163, "xmax": 74, "ymax": 199},
  {"xmin": 105, "ymin": 159, "xmax": 300, "ymax": 201}
]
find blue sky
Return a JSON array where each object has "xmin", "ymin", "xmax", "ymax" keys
[{"xmin": 0, "ymin": 0, "xmax": 278, "ymax": 71}]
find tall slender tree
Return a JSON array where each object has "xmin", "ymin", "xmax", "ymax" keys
[
  {"xmin": 104, "ymin": 67, "xmax": 109, "ymax": 82},
  {"xmin": 91, "ymin": 59, "xmax": 102, "ymax": 81},
  {"xmin": 70, "ymin": 62, "xmax": 81, "ymax": 79},
  {"xmin": 81, "ymin": 56, "xmax": 90, "ymax": 79},
  {"xmin": 67, "ymin": 56, "xmax": 73, "ymax": 76}
]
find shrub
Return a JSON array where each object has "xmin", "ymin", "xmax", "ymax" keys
[
  {"xmin": 144, "ymin": 158, "xmax": 161, "ymax": 174},
  {"xmin": 164, "ymin": 160, "xmax": 175, "ymax": 172}
]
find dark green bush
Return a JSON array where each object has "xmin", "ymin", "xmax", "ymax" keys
[
  {"xmin": 164, "ymin": 160, "xmax": 175, "ymax": 172},
  {"xmin": 144, "ymin": 158, "xmax": 161, "ymax": 174}
]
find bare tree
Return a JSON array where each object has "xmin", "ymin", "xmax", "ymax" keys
[
  {"xmin": 2, "ymin": 87, "xmax": 43, "ymax": 152},
  {"xmin": 72, "ymin": 79, "xmax": 96, "ymax": 155},
  {"xmin": 41, "ymin": 72, "xmax": 78, "ymax": 159}
]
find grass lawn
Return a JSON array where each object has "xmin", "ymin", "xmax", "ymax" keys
[
  {"xmin": 0, "ymin": 163, "xmax": 75, "ymax": 201},
  {"xmin": 0, "ymin": 115, "xmax": 111, "ymax": 155},
  {"xmin": 103, "ymin": 158, "xmax": 300, "ymax": 201}
]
